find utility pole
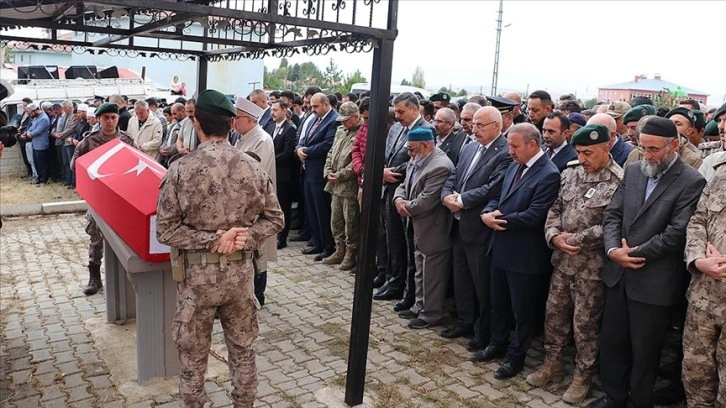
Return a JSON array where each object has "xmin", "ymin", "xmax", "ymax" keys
[{"xmin": 490, "ymin": 0, "xmax": 504, "ymax": 97}]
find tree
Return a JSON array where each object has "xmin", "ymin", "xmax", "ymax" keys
[
  {"xmin": 280, "ymin": 57, "xmax": 289, "ymax": 69},
  {"xmin": 323, "ymin": 58, "xmax": 343, "ymax": 90},
  {"xmin": 339, "ymin": 69, "xmax": 368, "ymax": 95},
  {"xmin": 412, "ymin": 66, "xmax": 426, "ymax": 89},
  {"xmin": 287, "ymin": 63, "xmax": 301, "ymax": 82},
  {"xmin": 437, "ymin": 86, "xmax": 451, "ymax": 94},
  {"xmin": 263, "ymin": 66, "xmax": 284, "ymax": 90},
  {"xmin": 456, "ymin": 88, "xmax": 468, "ymax": 97},
  {"xmin": 400, "ymin": 78, "xmax": 412, "ymax": 86}
]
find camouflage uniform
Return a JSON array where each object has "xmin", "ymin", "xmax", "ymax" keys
[
  {"xmin": 698, "ymin": 140, "xmax": 724, "ymax": 159},
  {"xmin": 156, "ymin": 140, "xmax": 284, "ymax": 408},
  {"xmin": 625, "ymin": 135, "xmax": 703, "ymax": 170},
  {"xmin": 324, "ymin": 119, "xmax": 362, "ymax": 249},
  {"xmin": 683, "ymin": 155, "xmax": 726, "ymax": 408},
  {"xmin": 542, "ymin": 158, "xmax": 623, "ymax": 375},
  {"xmin": 72, "ymin": 129, "xmax": 136, "ymax": 266}
]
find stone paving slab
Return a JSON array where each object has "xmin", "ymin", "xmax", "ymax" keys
[{"xmin": 0, "ymin": 214, "xmax": 683, "ymax": 408}]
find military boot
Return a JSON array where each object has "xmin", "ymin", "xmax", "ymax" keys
[
  {"xmin": 83, "ymin": 264, "xmax": 103, "ymax": 296},
  {"xmin": 562, "ymin": 370, "xmax": 592, "ymax": 404},
  {"xmin": 321, "ymin": 243, "xmax": 346, "ymax": 265},
  {"xmin": 525, "ymin": 359, "xmax": 563, "ymax": 387},
  {"xmin": 338, "ymin": 246, "xmax": 357, "ymax": 271}
]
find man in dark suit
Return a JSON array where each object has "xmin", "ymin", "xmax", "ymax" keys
[
  {"xmin": 587, "ymin": 117, "xmax": 706, "ymax": 408},
  {"xmin": 265, "ymin": 99, "xmax": 298, "ymax": 249},
  {"xmin": 542, "ymin": 111, "xmax": 577, "ymax": 172},
  {"xmin": 279, "ymin": 90, "xmax": 301, "ymax": 127},
  {"xmin": 374, "ymin": 92, "xmax": 434, "ymax": 304},
  {"xmin": 441, "ymin": 106, "xmax": 512, "ymax": 350},
  {"xmin": 434, "ymin": 107, "xmax": 468, "ymax": 166},
  {"xmin": 476, "ymin": 123, "xmax": 561, "ymax": 380},
  {"xmin": 295, "ymin": 93, "xmax": 339, "ymax": 260},
  {"xmin": 250, "ymin": 89, "xmax": 274, "ymax": 130}
]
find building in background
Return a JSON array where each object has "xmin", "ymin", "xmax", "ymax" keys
[{"xmin": 598, "ymin": 74, "xmax": 709, "ymax": 105}]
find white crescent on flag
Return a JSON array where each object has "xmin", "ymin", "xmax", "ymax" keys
[{"xmin": 87, "ymin": 142, "xmax": 166, "ymax": 180}]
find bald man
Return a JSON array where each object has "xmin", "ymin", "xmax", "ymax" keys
[
  {"xmin": 503, "ymin": 92, "xmax": 529, "ymax": 125},
  {"xmin": 588, "ymin": 113, "xmax": 633, "ymax": 167}
]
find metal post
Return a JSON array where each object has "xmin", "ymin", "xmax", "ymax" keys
[
  {"xmin": 197, "ymin": 56, "xmax": 208, "ymax": 92},
  {"xmin": 490, "ymin": 0, "xmax": 503, "ymax": 96},
  {"xmin": 344, "ymin": 1, "xmax": 397, "ymax": 403}
]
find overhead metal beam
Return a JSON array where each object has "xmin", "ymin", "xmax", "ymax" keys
[
  {"xmin": 92, "ymin": 12, "xmax": 190, "ymax": 47},
  {"xmin": 0, "ymin": 35, "xmax": 205, "ymax": 57}
]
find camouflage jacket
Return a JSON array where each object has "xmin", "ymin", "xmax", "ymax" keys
[
  {"xmin": 684, "ymin": 159, "xmax": 726, "ymax": 318},
  {"xmin": 698, "ymin": 140, "xmax": 724, "ymax": 159},
  {"xmin": 324, "ymin": 120, "xmax": 361, "ymax": 199},
  {"xmin": 545, "ymin": 158, "xmax": 624, "ymax": 280},
  {"xmin": 624, "ymin": 136, "xmax": 702, "ymax": 170},
  {"xmin": 156, "ymin": 139, "xmax": 284, "ymax": 253},
  {"xmin": 71, "ymin": 128, "xmax": 137, "ymax": 170}
]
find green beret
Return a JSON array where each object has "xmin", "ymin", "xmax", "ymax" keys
[
  {"xmin": 407, "ymin": 127, "xmax": 434, "ymax": 142},
  {"xmin": 665, "ymin": 107, "xmax": 696, "ymax": 125},
  {"xmin": 95, "ymin": 102, "xmax": 119, "ymax": 116},
  {"xmin": 571, "ymin": 124, "xmax": 610, "ymax": 146},
  {"xmin": 704, "ymin": 120, "xmax": 719, "ymax": 137},
  {"xmin": 691, "ymin": 110, "xmax": 706, "ymax": 130},
  {"xmin": 196, "ymin": 89, "xmax": 236, "ymax": 117},
  {"xmin": 713, "ymin": 103, "xmax": 726, "ymax": 122},
  {"xmin": 622, "ymin": 105, "xmax": 656, "ymax": 124}
]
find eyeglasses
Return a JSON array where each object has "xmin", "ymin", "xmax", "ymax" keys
[
  {"xmin": 642, "ymin": 141, "xmax": 673, "ymax": 155},
  {"xmin": 472, "ymin": 120, "xmax": 497, "ymax": 130}
]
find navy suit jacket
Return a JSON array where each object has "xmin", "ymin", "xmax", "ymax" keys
[
  {"xmin": 296, "ymin": 109, "xmax": 339, "ymax": 183},
  {"xmin": 483, "ymin": 154, "xmax": 561, "ymax": 274},
  {"xmin": 258, "ymin": 108, "xmax": 273, "ymax": 130},
  {"xmin": 441, "ymin": 134, "xmax": 512, "ymax": 246},
  {"xmin": 549, "ymin": 142, "xmax": 578, "ymax": 173}
]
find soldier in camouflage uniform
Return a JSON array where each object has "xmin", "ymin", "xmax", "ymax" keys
[
  {"xmin": 322, "ymin": 102, "xmax": 362, "ymax": 271},
  {"xmin": 683, "ymin": 153, "xmax": 726, "ymax": 408},
  {"xmin": 156, "ymin": 89, "xmax": 284, "ymax": 408},
  {"xmin": 70, "ymin": 102, "xmax": 137, "ymax": 296},
  {"xmin": 527, "ymin": 124, "xmax": 623, "ymax": 404}
]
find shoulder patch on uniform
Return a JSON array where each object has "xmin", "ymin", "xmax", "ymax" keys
[
  {"xmin": 609, "ymin": 162, "xmax": 625, "ymax": 180},
  {"xmin": 713, "ymin": 153, "xmax": 726, "ymax": 169},
  {"xmin": 698, "ymin": 140, "xmax": 723, "ymax": 150},
  {"xmin": 566, "ymin": 159, "xmax": 580, "ymax": 168}
]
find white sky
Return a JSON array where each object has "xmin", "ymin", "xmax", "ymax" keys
[{"xmin": 265, "ymin": 0, "xmax": 726, "ymax": 106}]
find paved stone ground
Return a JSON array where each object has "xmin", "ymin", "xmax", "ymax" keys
[{"xmin": 0, "ymin": 214, "xmax": 683, "ymax": 408}]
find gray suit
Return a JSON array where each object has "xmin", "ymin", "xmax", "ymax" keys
[
  {"xmin": 599, "ymin": 157, "xmax": 705, "ymax": 407},
  {"xmin": 395, "ymin": 148, "xmax": 454, "ymax": 325}
]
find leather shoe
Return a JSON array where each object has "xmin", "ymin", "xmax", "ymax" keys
[
  {"xmin": 393, "ymin": 299, "xmax": 413, "ymax": 312},
  {"xmin": 398, "ymin": 310, "xmax": 418, "ymax": 319},
  {"xmin": 493, "ymin": 360, "xmax": 523, "ymax": 380},
  {"xmin": 373, "ymin": 287, "xmax": 403, "ymax": 301},
  {"xmin": 470, "ymin": 344, "xmax": 506, "ymax": 363},
  {"xmin": 466, "ymin": 337, "xmax": 488, "ymax": 352},
  {"xmin": 373, "ymin": 274, "xmax": 387, "ymax": 289},
  {"xmin": 301, "ymin": 246, "xmax": 322, "ymax": 255},
  {"xmin": 277, "ymin": 239, "xmax": 287, "ymax": 250},
  {"xmin": 652, "ymin": 380, "xmax": 685, "ymax": 406},
  {"xmin": 374, "ymin": 281, "xmax": 390, "ymax": 296},
  {"xmin": 585, "ymin": 395, "xmax": 619, "ymax": 408},
  {"xmin": 290, "ymin": 233, "xmax": 311, "ymax": 242},
  {"xmin": 314, "ymin": 250, "xmax": 334, "ymax": 262},
  {"xmin": 440, "ymin": 327, "xmax": 474, "ymax": 339},
  {"xmin": 407, "ymin": 318, "xmax": 430, "ymax": 329}
]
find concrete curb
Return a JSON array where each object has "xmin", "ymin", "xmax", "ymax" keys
[{"xmin": 1, "ymin": 200, "xmax": 87, "ymax": 216}]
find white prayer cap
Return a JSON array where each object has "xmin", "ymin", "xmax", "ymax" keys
[{"xmin": 234, "ymin": 96, "xmax": 263, "ymax": 119}]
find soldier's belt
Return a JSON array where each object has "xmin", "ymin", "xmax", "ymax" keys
[{"xmin": 184, "ymin": 251, "xmax": 250, "ymax": 265}]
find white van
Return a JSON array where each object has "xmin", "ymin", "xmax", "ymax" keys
[{"xmin": 350, "ymin": 83, "xmax": 430, "ymax": 100}]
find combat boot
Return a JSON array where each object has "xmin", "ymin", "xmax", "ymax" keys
[
  {"xmin": 322, "ymin": 243, "xmax": 346, "ymax": 265},
  {"xmin": 525, "ymin": 359, "xmax": 563, "ymax": 387},
  {"xmin": 562, "ymin": 370, "xmax": 592, "ymax": 404},
  {"xmin": 83, "ymin": 264, "xmax": 103, "ymax": 296},
  {"xmin": 338, "ymin": 246, "xmax": 357, "ymax": 271}
]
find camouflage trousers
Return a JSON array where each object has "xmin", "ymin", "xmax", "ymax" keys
[
  {"xmin": 330, "ymin": 194, "xmax": 360, "ymax": 248},
  {"xmin": 173, "ymin": 262, "xmax": 259, "ymax": 408},
  {"xmin": 543, "ymin": 269, "xmax": 605, "ymax": 374},
  {"xmin": 85, "ymin": 211, "xmax": 103, "ymax": 266},
  {"xmin": 682, "ymin": 305, "xmax": 725, "ymax": 407}
]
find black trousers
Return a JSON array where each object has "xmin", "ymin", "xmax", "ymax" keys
[
  {"xmin": 276, "ymin": 181, "xmax": 293, "ymax": 241},
  {"xmin": 599, "ymin": 280, "xmax": 670, "ymax": 408},
  {"xmin": 33, "ymin": 148, "xmax": 50, "ymax": 183},
  {"xmin": 452, "ymin": 226, "xmax": 491, "ymax": 341},
  {"xmin": 302, "ymin": 180, "xmax": 333, "ymax": 252},
  {"xmin": 490, "ymin": 266, "xmax": 542, "ymax": 364},
  {"xmin": 381, "ymin": 189, "xmax": 408, "ymax": 291}
]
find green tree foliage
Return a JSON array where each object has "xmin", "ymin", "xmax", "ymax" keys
[
  {"xmin": 456, "ymin": 89, "xmax": 468, "ymax": 97},
  {"xmin": 412, "ymin": 66, "xmax": 426, "ymax": 89},
  {"xmin": 339, "ymin": 69, "xmax": 368, "ymax": 94},
  {"xmin": 400, "ymin": 78, "xmax": 412, "ymax": 86}
]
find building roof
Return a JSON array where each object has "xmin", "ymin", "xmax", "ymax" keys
[{"xmin": 600, "ymin": 78, "xmax": 708, "ymax": 96}]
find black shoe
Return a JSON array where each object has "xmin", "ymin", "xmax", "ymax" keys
[
  {"xmin": 493, "ymin": 360, "xmax": 523, "ymax": 380},
  {"xmin": 373, "ymin": 287, "xmax": 403, "ymax": 301},
  {"xmin": 440, "ymin": 327, "xmax": 474, "ymax": 339},
  {"xmin": 398, "ymin": 310, "xmax": 418, "ymax": 319},
  {"xmin": 314, "ymin": 250, "xmax": 334, "ymax": 262},
  {"xmin": 408, "ymin": 318, "xmax": 430, "ymax": 329},
  {"xmin": 374, "ymin": 281, "xmax": 390, "ymax": 296},
  {"xmin": 373, "ymin": 273, "xmax": 387, "ymax": 289},
  {"xmin": 585, "ymin": 395, "xmax": 620, "ymax": 408},
  {"xmin": 652, "ymin": 380, "xmax": 685, "ymax": 406},
  {"xmin": 466, "ymin": 337, "xmax": 488, "ymax": 352},
  {"xmin": 393, "ymin": 299, "xmax": 413, "ymax": 312},
  {"xmin": 470, "ymin": 344, "xmax": 506, "ymax": 363},
  {"xmin": 277, "ymin": 239, "xmax": 287, "ymax": 250},
  {"xmin": 301, "ymin": 246, "xmax": 323, "ymax": 255},
  {"xmin": 290, "ymin": 233, "xmax": 311, "ymax": 242}
]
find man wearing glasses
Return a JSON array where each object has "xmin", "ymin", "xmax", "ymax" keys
[{"xmin": 433, "ymin": 107, "xmax": 467, "ymax": 166}]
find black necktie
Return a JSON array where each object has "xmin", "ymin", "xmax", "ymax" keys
[
  {"xmin": 512, "ymin": 163, "xmax": 528, "ymax": 186},
  {"xmin": 546, "ymin": 148, "xmax": 554, "ymax": 159}
]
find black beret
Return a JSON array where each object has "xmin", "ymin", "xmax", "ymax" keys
[
  {"xmin": 665, "ymin": 107, "xmax": 696, "ymax": 125},
  {"xmin": 641, "ymin": 116, "xmax": 678, "ymax": 138},
  {"xmin": 95, "ymin": 102, "xmax": 119, "ymax": 116},
  {"xmin": 430, "ymin": 93, "xmax": 450, "ymax": 102},
  {"xmin": 571, "ymin": 124, "xmax": 610, "ymax": 146}
]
